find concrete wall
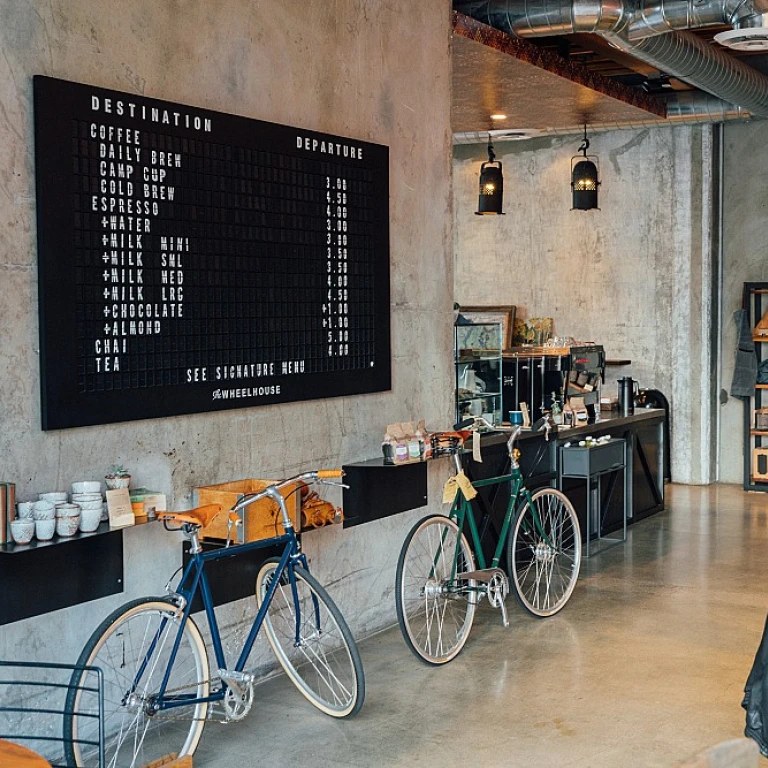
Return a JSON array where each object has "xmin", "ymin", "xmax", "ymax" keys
[
  {"xmin": 454, "ymin": 127, "xmax": 716, "ymax": 484},
  {"xmin": 0, "ymin": 0, "xmax": 453, "ymax": 665},
  {"xmin": 720, "ymin": 121, "xmax": 768, "ymax": 484}
]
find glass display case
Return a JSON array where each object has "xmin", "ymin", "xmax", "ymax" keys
[{"xmin": 455, "ymin": 321, "xmax": 503, "ymax": 426}]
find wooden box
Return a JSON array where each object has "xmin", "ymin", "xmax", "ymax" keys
[
  {"xmin": 755, "ymin": 409, "xmax": 768, "ymax": 431},
  {"xmin": 194, "ymin": 479, "xmax": 300, "ymax": 543},
  {"xmin": 753, "ymin": 449, "xmax": 768, "ymax": 481}
]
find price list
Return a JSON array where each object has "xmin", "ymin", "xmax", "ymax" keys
[{"xmin": 34, "ymin": 77, "xmax": 390, "ymax": 430}]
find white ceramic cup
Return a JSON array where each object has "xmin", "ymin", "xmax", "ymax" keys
[
  {"xmin": 72, "ymin": 481, "xmax": 101, "ymax": 495},
  {"xmin": 35, "ymin": 518, "xmax": 56, "ymax": 541},
  {"xmin": 56, "ymin": 514, "xmax": 80, "ymax": 537},
  {"xmin": 55, "ymin": 502, "xmax": 81, "ymax": 518},
  {"xmin": 75, "ymin": 496, "xmax": 102, "ymax": 504},
  {"xmin": 10, "ymin": 519, "xmax": 34, "ymax": 544},
  {"xmin": 16, "ymin": 501, "xmax": 34, "ymax": 519},
  {"xmin": 39, "ymin": 491, "xmax": 68, "ymax": 504},
  {"xmin": 79, "ymin": 507, "xmax": 102, "ymax": 533},
  {"xmin": 33, "ymin": 500, "xmax": 55, "ymax": 520}
]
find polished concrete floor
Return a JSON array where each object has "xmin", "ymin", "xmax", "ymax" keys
[{"xmin": 193, "ymin": 484, "xmax": 768, "ymax": 767}]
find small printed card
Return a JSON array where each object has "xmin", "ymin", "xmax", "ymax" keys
[{"xmin": 106, "ymin": 488, "xmax": 135, "ymax": 528}]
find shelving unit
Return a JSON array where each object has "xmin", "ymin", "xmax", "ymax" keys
[
  {"xmin": 454, "ymin": 321, "xmax": 503, "ymax": 426},
  {"xmin": 743, "ymin": 282, "xmax": 768, "ymax": 491}
]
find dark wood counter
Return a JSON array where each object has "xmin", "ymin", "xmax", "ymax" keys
[{"xmin": 343, "ymin": 410, "xmax": 666, "ymax": 555}]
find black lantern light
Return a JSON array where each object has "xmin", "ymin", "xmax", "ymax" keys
[
  {"xmin": 475, "ymin": 136, "xmax": 504, "ymax": 215},
  {"xmin": 571, "ymin": 125, "xmax": 600, "ymax": 211}
]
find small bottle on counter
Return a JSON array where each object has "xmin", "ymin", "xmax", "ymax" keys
[
  {"xmin": 395, "ymin": 440, "xmax": 409, "ymax": 463},
  {"xmin": 382, "ymin": 433, "xmax": 396, "ymax": 465}
]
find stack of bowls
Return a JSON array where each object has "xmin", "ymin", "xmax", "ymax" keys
[
  {"xmin": 55, "ymin": 503, "xmax": 81, "ymax": 537},
  {"xmin": 72, "ymin": 482, "xmax": 104, "ymax": 532}
]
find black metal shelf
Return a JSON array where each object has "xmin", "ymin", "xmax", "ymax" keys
[
  {"xmin": 0, "ymin": 516, "xmax": 156, "ymax": 555},
  {"xmin": 743, "ymin": 282, "xmax": 768, "ymax": 492}
]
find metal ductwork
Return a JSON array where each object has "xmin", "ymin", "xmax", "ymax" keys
[{"xmin": 454, "ymin": 0, "xmax": 768, "ymax": 115}]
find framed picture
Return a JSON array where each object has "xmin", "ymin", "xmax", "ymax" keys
[{"xmin": 456, "ymin": 305, "xmax": 516, "ymax": 350}]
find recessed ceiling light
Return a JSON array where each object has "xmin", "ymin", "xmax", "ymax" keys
[{"xmin": 490, "ymin": 113, "xmax": 507, "ymax": 121}]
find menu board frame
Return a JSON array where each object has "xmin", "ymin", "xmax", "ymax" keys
[{"xmin": 33, "ymin": 76, "xmax": 391, "ymax": 430}]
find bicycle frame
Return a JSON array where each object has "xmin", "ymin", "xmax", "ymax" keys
[
  {"xmin": 448, "ymin": 468, "xmax": 530, "ymax": 572},
  {"xmin": 139, "ymin": 529, "xmax": 309, "ymax": 713}
]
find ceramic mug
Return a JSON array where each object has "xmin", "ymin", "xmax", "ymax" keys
[
  {"xmin": 10, "ymin": 519, "xmax": 34, "ymax": 545},
  {"xmin": 509, "ymin": 411, "xmax": 524, "ymax": 426},
  {"xmin": 56, "ymin": 514, "xmax": 80, "ymax": 538},
  {"xmin": 35, "ymin": 518, "xmax": 56, "ymax": 541},
  {"xmin": 16, "ymin": 501, "xmax": 34, "ymax": 519},
  {"xmin": 79, "ymin": 507, "xmax": 102, "ymax": 533},
  {"xmin": 72, "ymin": 481, "xmax": 101, "ymax": 494},
  {"xmin": 33, "ymin": 500, "xmax": 55, "ymax": 520},
  {"xmin": 55, "ymin": 502, "xmax": 81, "ymax": 518},
  {"xmin": 39, "ymin": 491, "xmax": 68, "ymax": 504}
]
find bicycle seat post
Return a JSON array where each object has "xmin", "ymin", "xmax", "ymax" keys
[
  {"xmin": 186, "ymin": 523, "xmax": 203, "ymax": 555},
  {"xmin": 507, "ymin": 424, "xmax": 522, "ymax": 469}
]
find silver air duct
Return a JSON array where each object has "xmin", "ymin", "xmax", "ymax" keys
[{"xmin": 454, "ymin": 0, "xmax": 768, "ymax": 115}]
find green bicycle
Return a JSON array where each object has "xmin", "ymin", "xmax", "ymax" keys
[{"xmin": 395, "ymin": 417, "xmax": 581, "ymax": 665}]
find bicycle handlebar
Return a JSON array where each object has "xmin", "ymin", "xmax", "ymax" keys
[
  {"xmin": 231, "ymin": 470, "xmax": 346, "ymax": 514},
  {"xmin": 452, "ymin": 416, "xmax": 524, "ymax": 457}
]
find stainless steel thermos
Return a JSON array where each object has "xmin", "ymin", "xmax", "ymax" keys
[{"xmin": 617, "ymin": 377, "xmax": 637, "ymax": 417}]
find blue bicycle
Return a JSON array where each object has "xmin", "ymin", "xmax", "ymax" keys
[{"xmin": 64, "ymin": 470, "xmax": 364, "ymax": 768}]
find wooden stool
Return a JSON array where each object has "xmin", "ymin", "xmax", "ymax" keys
[
  {"xmin": 0, "ymin": 739, "xmax": 52, "ymax": 768},
  {"xmin": 141, "ymin": 755, "xmax": 193, "ymax": 768}
]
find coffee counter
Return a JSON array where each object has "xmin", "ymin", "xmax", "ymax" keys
[
  {"xmin": 463, "ymin": 409, "xmax": 664, "ymax": 561},
  {"xmin": 343, "ymin": 409, "xmax": 665, "ymax": 550}
]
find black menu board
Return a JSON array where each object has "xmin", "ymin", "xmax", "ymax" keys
[{"xmin": 33, "ymin": 76, "xmax": 390, "ymax": 429}]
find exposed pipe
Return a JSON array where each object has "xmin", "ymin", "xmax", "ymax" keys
[
  {"xmin": 454, "ymin": 0, "xmax": 768, "ymax": 38},
  {"xmin": 454, "ymin": 0, "xmax": 768, "ymax": 115}
]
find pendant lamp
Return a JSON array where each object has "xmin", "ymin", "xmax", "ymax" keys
[
  {"xmin": 476, "ymin": 136, "xmax": 504, "ymax": 215},
  {"xmin": 571, "ymin": 125, "xmax": 600, "ymax": 211}
]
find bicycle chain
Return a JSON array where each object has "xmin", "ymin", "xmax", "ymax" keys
[{"xmin": 131, "ymin": 674, "xmax": 237, "ymax": 724}]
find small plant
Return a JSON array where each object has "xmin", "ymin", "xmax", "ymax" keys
[{"xmin": 105, "ymin": 464, "xmax": 131, "ymax": 489}]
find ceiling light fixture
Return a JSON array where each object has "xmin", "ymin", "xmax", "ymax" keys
[
  {"xmin": 571, "ymin": 124, "xmax": 600, "ymax": 211},
  {"xmin": 476, "ymin": 135, "xmax": 504, "ymax": 215},
  {"xmin": 490, "ymin": 113, "xmax": 507, "ymax": 121}
]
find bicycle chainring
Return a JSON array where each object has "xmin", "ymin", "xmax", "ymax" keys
[
  {"xmin": 223, "ymin": 683, "xmax": 254, "ymax": 722},
  {"xmin": 487, "ymin": 570, "xmax": 509, "ymax": 609}
]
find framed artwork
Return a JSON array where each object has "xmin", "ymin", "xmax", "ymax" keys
[
  {"xmin": 456, "ymin": 306, "xmax": 516, "ymax": 351},
  {"xmin": 512, "ymin": 317, "xmax": 554, "ymax": 346}
]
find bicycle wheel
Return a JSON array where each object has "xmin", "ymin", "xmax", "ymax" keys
[
  {"xmin": 395, "ymin": 514, "xmax": 477, "ymax": 665},
  {"xmin": 64, "ymin": 597, "xmax": 210, "ymax": 767},
  {"xmin": 255, "ymin": 559, "xmax": 364, "ymax": 718},
  {"xmin": 506, "ymin": 488, "xmax": 581, "ymax": 617}
]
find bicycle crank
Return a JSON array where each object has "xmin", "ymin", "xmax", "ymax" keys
[
  {"xmin": 457, "ymin": 567, "xmax": 510, "ymax": 627},
  {"xmin": 219, "ymin": 669, "xmax": 255, "ymax": 722}
]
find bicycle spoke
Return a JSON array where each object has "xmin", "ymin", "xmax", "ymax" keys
[
  {"xmin": 396, "ymin": 516, "xmax": 476, "ymax": 664},
  {"xmin": 508, "ymin": 490, "xmax": 581, "ymax": 617}
]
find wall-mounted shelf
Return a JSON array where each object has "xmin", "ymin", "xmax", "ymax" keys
[
  {"xmin": 0, "ymin": 517, "xmax": 155, "ymax": 555},
  {"xmin": 743, "ymin": 282, "xmax": 768, "ymax": 492},
  {"xmin": 0, "ymin": 517, "xmax": 157, "ymax": 625}
]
